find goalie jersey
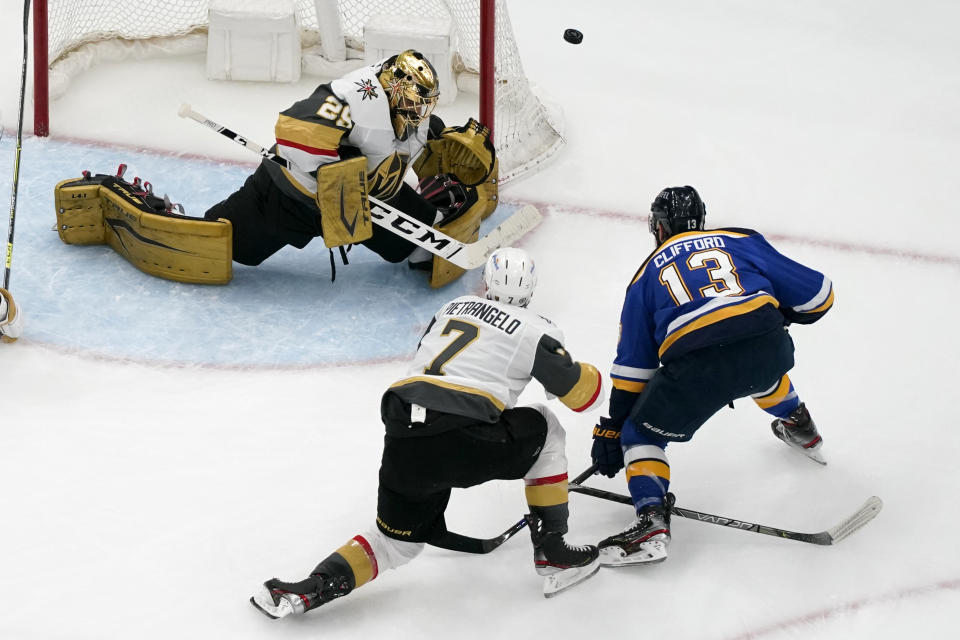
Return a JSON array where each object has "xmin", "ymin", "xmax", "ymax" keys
[
  {"xmin": 611, "ymin": 228, "xmax": 834, "ymax": 397},
  {"xmin": 263, "ymin": 62, "xmax": 434, "ymax": 207},
  {"xmin": 389, "ymin": 295, "xmax": 604, "ymax": 423}
]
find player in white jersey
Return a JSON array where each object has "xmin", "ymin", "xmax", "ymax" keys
[
  {"xmin": 251, "ymin": 248, "xmax": 605, "ymax": 619},
  {"xmin": 0, "ymin": 287, "xmax": 24, "ymax": 343}
]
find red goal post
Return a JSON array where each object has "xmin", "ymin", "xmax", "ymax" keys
[{"xmin": 30, "ymin": 0, "xmax": 564, "ymax": 183}]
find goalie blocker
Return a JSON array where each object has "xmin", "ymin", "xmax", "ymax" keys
[
  {"xmin": 55, "ymin": 166, "xmax": 232, "ymax": 285},
  {"xmin": 312, "ymin": 117, "xmax": 500, "ymax": 288}
]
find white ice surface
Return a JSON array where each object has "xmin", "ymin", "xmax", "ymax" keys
[{"xmin": 1, "ymin": 1, "xmax": 959, "ymax": 639}]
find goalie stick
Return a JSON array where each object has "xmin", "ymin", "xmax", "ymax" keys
[
  {"xmin": 177, "ymin": 103, "xmax": 542, "ymax": 270},
  {"xmin": 569, "ymin": 465, "xmax": 882, "ymax": 546}
]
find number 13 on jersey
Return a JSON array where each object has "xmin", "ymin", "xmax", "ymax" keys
[{"xmin": 658, "ymin": 248, "xmax": 744, "ymax": 305}]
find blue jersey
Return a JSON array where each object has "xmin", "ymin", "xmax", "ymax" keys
[{"xmin": 610, "ymin": 228, "xmax": 834, "ymax": 397}]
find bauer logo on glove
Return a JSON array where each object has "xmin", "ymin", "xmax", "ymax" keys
[
  {"xmin": 591, "ymin": 417, "xmax": 624, "ymax": 478},
  {"xmin": 592, "ymin": 425, "xmax": 621, "ymax": 439}
]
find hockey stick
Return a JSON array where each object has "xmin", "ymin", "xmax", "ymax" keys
[
  {"xmin": 569, "ymin": 465, "xmax": 882, "ymax": 546},
  {"xmin": 428, "ymin": 467, "xmax": 597, "ymax": 554},
  {"xmin": 570, "ymin": 465, "xmax": 598, "ymax": 486},
  {"xmin": 177, "ymin": 104, "xmax": 542, "ymax": 269},
  {"xmin": 428, "ymin": 517, "xmax": 529, "ymax": 554},
  {"xmin": 3, "ymin": 0, "xmax": 30, "ymax": 290}
]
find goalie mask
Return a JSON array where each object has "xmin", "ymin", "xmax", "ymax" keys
[
  {"xmin": 649, "ymin": 185, "xmax": 706, "ymax": 241},
  {"xmin": 377, "ymin": 50, "xmax": 440, "ymax": 141},
  {"xmin": 483, "ymin": 248, "xmax": 537, "ymax": 308}
]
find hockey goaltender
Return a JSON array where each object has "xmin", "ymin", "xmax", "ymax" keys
[{"xmin": 53, "ymin": 50, "xmax": 499, "ymax": 288}]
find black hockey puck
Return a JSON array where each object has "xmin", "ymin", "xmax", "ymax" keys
[{"xmin": 563, "ymin": 28, "xmax": 583, "ymax": 45}]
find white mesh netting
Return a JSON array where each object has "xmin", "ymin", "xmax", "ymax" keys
[{"xmin": 43, "ymin": 0, "xmax": 563, "ymax": 182}]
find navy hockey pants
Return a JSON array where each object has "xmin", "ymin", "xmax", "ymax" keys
[{"xmin": 622, "ymin": 327, "xmax": 796, "ymax": 448}]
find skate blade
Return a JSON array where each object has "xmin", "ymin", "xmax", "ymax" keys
[
  {"xmin": 543, "ymin": 557, "xmax": 600, "ymax": 598},
  {"xmin": 250, "ymin": 586, "xmax": 296, "ymax": 619},
  {"xmin": 786, "ymin": 440, "xmax": 827, "ymax": 465},
  {"xmin": 599, "ymin": 540, "xmax": 668, "ymax": 567},
  {"xmin": 777, "ymin": 430, "xmax": 827, "ymax": 465},
  {"xmin": 802, "ymin": 446, "xmax": 827, "ymax": 465}
]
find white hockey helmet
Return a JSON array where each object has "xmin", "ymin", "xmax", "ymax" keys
[{"xmin": 483, "ymin": 247, "xmax": 537, "ymax": 307}]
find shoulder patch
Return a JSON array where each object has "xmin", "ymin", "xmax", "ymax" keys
[{"xmin": 353, "ymin": 78, "xmax": 380, "ymax": 101}]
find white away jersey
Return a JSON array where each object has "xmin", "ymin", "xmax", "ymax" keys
[{"xmin": 389, "ymin": 295, "xmax": 565, "ymax": 422}]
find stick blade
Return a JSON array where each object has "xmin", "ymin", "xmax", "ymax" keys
[
  {"xmin": 495, "ymin": 204, "xmax": 543, "ymax": 244},
  {"xmin": 462, "ymin": 204, "xmax": 543, "ymax": 268},
  {"xmin": 826, "ymin": 495, "xmax": 883, "ymax": 544},
  {"xmin": 428, "ymin": 518, "xmax": 528, "ymax": 554}
]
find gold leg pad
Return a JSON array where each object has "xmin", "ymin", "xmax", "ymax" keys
[
  {"xmin": 55, "ymin": 176, "xmax": 233, "ymax": 285},
  {"xmin": 429, "ymin": 206, "xmax": 481, "ymax": 288}
]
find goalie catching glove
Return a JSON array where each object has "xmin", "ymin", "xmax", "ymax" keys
[{"xmin": 413, "ymin": 118, "xmax": 498, "ymax": 220}]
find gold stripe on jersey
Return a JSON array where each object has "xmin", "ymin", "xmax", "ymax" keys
[
  {"xmin": 558, "ymin": 362, "xmax": 603, "ymax": 412},
  {"xmin": 753, "ymin": 374, "xmax": 792, "ymax": 409},
  {"xmin": 524, "ymin": 480, "xmax": 569, "ymax": 507},
  {"xmin": 626, "ymin": 459, "xmax": 671, "ymax": 482},
  {"xmin": 612, "ymin": 378, "xmax": 646, "ymax": 393},
  {"xmin": 275, "ymin": 114, "xmax": 346, "ymax": 155},
  {"xmin": 658, "ymin": 294, "xmax": 778, "ymax": 358},
  {"xmin": 806, "ymin": 289, "xmax": 835, "ymax": 314},
  {"xmin": 388, "ymin": 376, "xmax": 506, "ymax": 412},
  {"xmin": 334, "ymin": 538, "xmax": 376, "ymax": 587}
]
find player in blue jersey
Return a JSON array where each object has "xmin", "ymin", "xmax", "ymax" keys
[{"xmin": 590, "ymin": 186, "xmax": 834, "ymax": 566}]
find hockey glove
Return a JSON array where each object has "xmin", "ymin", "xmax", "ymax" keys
[
  {"xmin": 417, "ymin": 174, "xmax": 478, "ymax": 226},
  {"xmin": 0, "ymin": 287, "xmax": 24, "ymax": 343},
  {"xmin": 591, "ymin": 416, "xmax": 624, "ymax": 478}
]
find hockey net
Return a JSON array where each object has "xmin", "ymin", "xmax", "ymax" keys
[{"xmin": 36, "ymin": 0, "xmax": 564, "ymax": 182}]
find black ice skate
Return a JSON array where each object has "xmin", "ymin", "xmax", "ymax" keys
[
  {"xmin": 250, "ymin": 573, "xmax": 352, "ymax": 619},
  {"xmin": 526, "ymin": 513, "xmax": 600, "ymax": 598},
  {"xmin": 598, "ymin": 493, "xmax": 675, "ymax": 567},
  {"xmin": 771, "ymin": 403, "xmax": 826, "ymax": 465}
]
